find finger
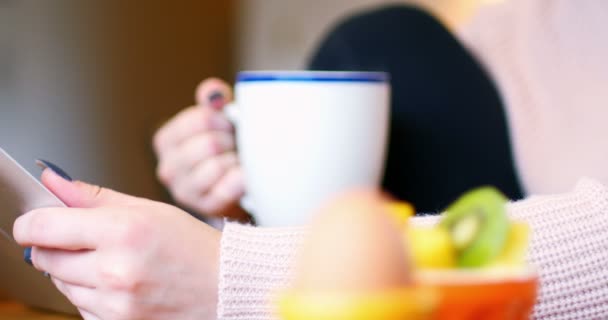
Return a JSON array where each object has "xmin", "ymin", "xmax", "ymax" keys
[
  {"xmin": 191, "ymin": 152, "xmax": 239, "ymax": 194},
  {"xmin": 153, "ymin": 106, "xmax": 233, "ymax": 155},
  {"xmin": 170, "ymin": 153, "xmax": 238, "ymax": 210},
  {"xmin": 79, "ymin": 309, "xmax": 102, "ymax": 320},
  {"xmin": 52, "ymin": 278, "xmax": 99, "ymax": 318},
  {"xmin": 197, "ymin": 166, "xmax": 245, "ymax": 216},
  {"xmin": 33, "ymin": 247, "xmax": 97, "ymax": 287},
  {"xmin": 14, "ymin": 208, "xmax": 105, "ymax": 249},
  {"xmin": 41, "ymin": 169, "xmax": 141, "ymax": 208},
  {"xmin": 211, "ymin": 166, "xmax": 246, "ymax": 204},
  {"xmin": 195, "ymin": 77, "xmax": 233, "ymax": 110},
  {"xmin": 157, "ymin": 132, "xmax": 235, "ymax": 185}
]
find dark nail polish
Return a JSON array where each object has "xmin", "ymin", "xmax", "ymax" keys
[
  {"xmin": 24, "ymin": 247, "xmax": 33, "ymax": 266},
  {"xmin": 35, "ymin": 159, "xmax": 73, "ymax": 181},
  {"xmin": 208, "ymin": 91, "xmax": 225, "ymax": 110}
]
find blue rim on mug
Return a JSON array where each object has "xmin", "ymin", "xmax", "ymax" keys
[{"xmin": 237, "ymin": 71, "xmax": 389, "ymax": 83}]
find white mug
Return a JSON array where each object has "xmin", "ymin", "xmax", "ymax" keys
[{"xmin": 227, "ymin": 71, "xmax": 390, "ymax": 227}]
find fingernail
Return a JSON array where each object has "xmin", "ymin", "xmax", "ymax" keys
[
  {"xmin": 24, "ymin": 247, "xmax": 33, "ymax": 266},
  {"xmin": 35, "ymin": 159, "xmax": 73, "ymax": 181},
  {"xmin": 43, "ymin": 272, "xmax": 50, "ymax": 278},
  {"xmin": 208, "ymin": 91, "xmax": 225, "ymax": 111}
]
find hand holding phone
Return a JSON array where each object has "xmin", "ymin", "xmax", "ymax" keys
[{"xmin": 0, "ymin": 147, "xmax": 76, "ymax": 314}]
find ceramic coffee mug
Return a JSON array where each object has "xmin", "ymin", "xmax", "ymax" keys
[{"xmin": 227, "ymin": 71, "xmax": 390, "ymax": 226}]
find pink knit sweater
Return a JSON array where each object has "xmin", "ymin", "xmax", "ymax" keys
[
  {"xmin": 217, "ymin": 1, "xmax": 608, "ymax": 319},
  {"xmin": 218, "ymin": 179, "xmax": 608, "ymax": 319}
]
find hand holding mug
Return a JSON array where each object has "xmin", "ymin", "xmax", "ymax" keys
[
  {"xmin": 153, "ymin": 78, "xmax": 247, "ymax": 221},
  {"xmin": 155, "ymin": 71, "xmax": 389, "ymax": 227}
]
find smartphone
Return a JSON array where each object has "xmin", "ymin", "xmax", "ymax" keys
[
  {"xmin": 0, "ymin": 148, "xmax": 66, "ymax": 245},
  {"xmin": 0, "ymin": 147, "xmax": 76, "ymax": 314}
]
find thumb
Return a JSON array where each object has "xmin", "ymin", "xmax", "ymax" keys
[{"xmin": 40, "ymin": 166, "xmax": 139, "ymax": 208}]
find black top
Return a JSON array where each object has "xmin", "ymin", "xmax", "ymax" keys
[{"xmin": 308, "ymin": 5, "xmax": 523, "ymax": 213}]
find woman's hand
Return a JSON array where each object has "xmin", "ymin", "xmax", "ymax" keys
[
  {"xmin": 13, "ymin": 169, "xmax": 221, "ymax": 320},
  {"xmin": 153, "ymin": 78, "xmax": 248, "ymax": 221}
]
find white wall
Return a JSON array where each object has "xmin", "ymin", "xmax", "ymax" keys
[
  {"xmin": 1, "ymin": 1, "xmax": 235, "ymax": 200},
  {"xmin": 0, "ymin": 1, "xmax": 106, "ymax": 178},
  {"xmin": 235, "ymin": 0, "xmax": 394, "ymax": 70},
  {"xmin": 235, "ymin": 0, "xmax": 483, "ymax": 70}
]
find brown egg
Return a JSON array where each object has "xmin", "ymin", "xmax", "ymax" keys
[{"xmin": 292, "ymin": 189, "xmax": 413, "ymax": 293}]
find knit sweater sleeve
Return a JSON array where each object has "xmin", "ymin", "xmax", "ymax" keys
[{"xmin": 217, "ymin": 178, "xmax": 608, "ymax": 320}]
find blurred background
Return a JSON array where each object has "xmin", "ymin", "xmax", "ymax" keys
[{"xmin": 0, "ymin": 0, "xmax": 482, "ymax": 202}]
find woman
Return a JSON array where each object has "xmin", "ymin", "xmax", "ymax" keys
[{"xmin": 14, "ymin": 1, "xmax": 608, "ymax": 319}]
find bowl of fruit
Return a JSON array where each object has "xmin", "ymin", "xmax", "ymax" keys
[
  {"xmin": 278, "ymin": 187, "xmax": 538, "ymax": 320},
  {"xmin": 404, "ymin": 187, "xmax": 538, "ymax": 319}
]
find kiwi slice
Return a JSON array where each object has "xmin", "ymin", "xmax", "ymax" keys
[{"xmin": 440, "ymin": 187, "xmax": 509, "ymax": 268}]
